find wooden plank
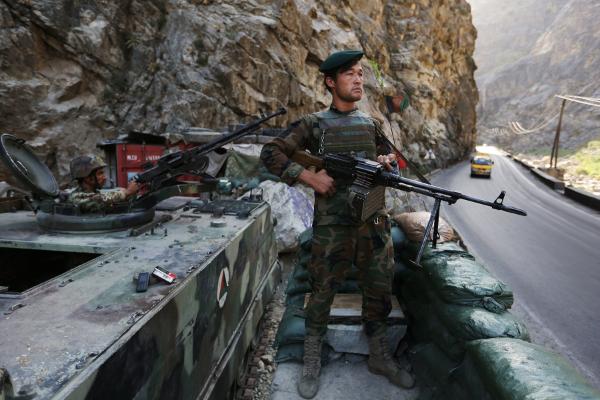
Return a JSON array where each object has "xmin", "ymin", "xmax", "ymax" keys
[{"xmin": 304, "ymin": 293, "xmax": 406, "ymax": 324}]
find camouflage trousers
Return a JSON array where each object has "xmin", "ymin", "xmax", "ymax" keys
[{"xmin": 305, "ymin": 213, "xmax": 394, "ymax": 338}]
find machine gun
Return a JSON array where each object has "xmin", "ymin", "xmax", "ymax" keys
[
  {"xmin": 291, "ymin": 151, "xmax": 527, "ymax": 266},
  {"xmin": 135, "ymin": 107, "xmax": 287, "ymax": 192}
]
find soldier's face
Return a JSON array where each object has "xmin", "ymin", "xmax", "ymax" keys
[
  {"xmin": 94, "ymin": 169, "xmax": 107, "ymax": 188},
  {"xmin": 329, "ymin": 63, "xmax": 364, "ymax": 102}
]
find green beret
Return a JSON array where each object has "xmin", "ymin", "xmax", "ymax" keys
[{"xmin": 319, "ymin": 50, "xmax": 364, "ymax": 73}]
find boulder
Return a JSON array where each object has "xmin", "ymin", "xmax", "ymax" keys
[{"xmin": 258, "ymin": 180, "xmax": 314, "ymax": 253}]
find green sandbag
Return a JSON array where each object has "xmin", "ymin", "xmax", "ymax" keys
[
  {"xmin": 391, "ymin": 224, "xmax": 407, "ymax": 256},
  {"xmin": 298, "ymin": 228, "xmax": 313, "ymax": 252},
  {"xmin": 292, "ymin": 264, "xmax": 310, "ymax": 282},
  {"xmin": 285, "ymin": 277, "xmax": 310, "ymax": 296},
  {"xmin": 426, "ymin": 255, "xmax": 514, "ymax": 311},
  {"xmin": 275, "ymin": 342, "xmax": 305, "ymax": 363},
  {"xmin": 286, "ymin": 293, "xmax": 306, "ymax": 307},
  {"xmin": 289, "ymin": 258, "xmax": 362, "ymax": 287},
  {"xmin": 297, "ymin": 251, "xmax": 311, "ymax": 267},
  {"xmin": 403, "ymin": 241, "xmax": 470, "ymax": 263},
  {"xmin": 459, "ymin": 338, "xmax": 600, "ymax": 400},
  {"xmin": 274, "ymin": 304, "xmax": 332, "ymax": 364},
  {"xmin": 432, "ymin": 299, "xmax": 529, "ymax": 360},
  {"xmin": 392, "ymin": 261, "xmax": 412, "ymax": 295},
  {"xmin": 274, "ymin": 305, "xmax": 305, "ymax": 347},
  {"xmin": 435, "ymin": 300, "xmax": 529, "ymax": 342},
  {"xmin": 410, "ymin": 342, "xmax": 459, "ymax": 388}
]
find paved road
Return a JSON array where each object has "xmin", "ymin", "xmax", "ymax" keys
[{"xmin": 430, "ymin": 152, "xmax": 600, "ymax": 389}]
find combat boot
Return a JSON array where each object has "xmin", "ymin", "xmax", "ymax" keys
[
  {"xmin": 367, "ymin": 332, "xmax": 415, "ymax": 389},
  {"xmin": 297, "ymin": 335, "xmax": 323, "ymax": 399}
]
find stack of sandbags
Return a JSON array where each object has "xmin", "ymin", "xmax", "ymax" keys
[
  {"xmin": 402, "ymin": 243, "xmax": 528, "ymax": 355},
  {"xmin": 399, "ymin": 238, "xmax": 528, "ymax": 396},
  {"xmin": 453, "ymin": 338, "xmax": 600, "ymax": 400},
  {"xmin": 275, "ymin": 228, "xmax": 360, "ymax": 363}
]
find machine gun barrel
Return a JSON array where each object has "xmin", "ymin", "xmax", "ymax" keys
[
  {"xmin": 377, "ymin": 170, "xmax": 527, "ymax": 216},
  {"xmin": 136, "ymin": 107, "xmax": 286, "ymax": 191}
]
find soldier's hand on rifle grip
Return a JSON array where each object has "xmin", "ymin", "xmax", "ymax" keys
[
  {"xmin": 377, "ymin": 153, "xmax": 397, "ymax": 171},
  {"xmin": 299, "ymin": 168, "xmax": 335, "ymax": 196},
  {"xmin": 125, "ymin": 180, "xmax": 141, "ymax": 198}
]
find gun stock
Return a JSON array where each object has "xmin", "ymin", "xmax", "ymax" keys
[{"xmin": 291, "ymin": 150, "xmax": 324, "ymax": 169}]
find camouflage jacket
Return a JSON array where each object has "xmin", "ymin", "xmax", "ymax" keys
[
  {"xmin": 68, "ymin": 187, "xmax": 127, "ymax": 213},
  {"xmin": 260, "ymin": 106, "xmax": 391, "ymax": 226}
]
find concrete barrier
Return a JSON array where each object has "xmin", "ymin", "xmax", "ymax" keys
[
  {"xmin": 512, "ymin": 157, "xmax": 533, "ymax": 169},
  {"xmin": 565, "ymin": 186, "xmax": 600, "ymax": 211},
  {"xmin": 530, "ymin": 168, "xmax": 565, "ymax": 191},
  {"xmin": 511, "ymin": 157, "xmax": 600, "ymax": 211}
]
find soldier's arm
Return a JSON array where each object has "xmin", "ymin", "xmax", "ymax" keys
[
  {"xmin": 260, "ymin": 118, "xmax": 311, "ymax": 185},
  {"xmin": 260, "ymin": 117, "xmax": 335, "ymax": 195},
  {"xmin": 69, "ymin": 190, "xmax": 127, "ymax": 213},
  {"xmin": 69, "ymin": 192, "xmax": 106, "ymax": 213}
]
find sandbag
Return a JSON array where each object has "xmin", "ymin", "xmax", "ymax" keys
[
  {"xmin": 458, "ymin": 338, "xmax": 600, "ymax": 400},
  {"xmin": 292, "ymin": 263, "xmax": 310, "ymax": 282},
  {"xmin": 391, "ymin": 224, "xmax": 407, "ymax": 256},
  {"xmin": 433, "ymin": 299, "xmax": 530, "ymax": 360},
  {"xmin": 393, "ymin": 212, "xmax": 455, "ymax": 243},
  {"xmin": 275, "ymin": 342, "xmax": 305, "ymax": 363},
  {"xmin": 402, "ymin": 272, "xmax": 528, "ymax": 360},
  {"xmin": 410, "ymin": 342, "xmax": 460, "ymax": 389},
  {"xmin": 392, "ymin": 261, "xmax": 412, "ymax": 294},
  {"xmin": 274, "ymin": 305, "xmax": 305, "ymax": 347},
  {"xmin": 298, "ymin": 227, "xmax": 313, "ymax": 252},
  {"xmin": 286, "ymin": 293, "xmax": 306, "ymax": 307},
  {"xmin": 427, "ymin": 255, "xmax": 513, "ymax": 311},
  {"xmin": 403, "ymin": 241, "xmax": 470, "ymax": 263},
  {"xmin": 274, "ymin": 304, "xmax": 331, "ymax": 364}
]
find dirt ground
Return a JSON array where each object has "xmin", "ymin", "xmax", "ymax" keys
[{"xmin": 236, "ymin": 255, "xmax": 293, "ymax": 400}]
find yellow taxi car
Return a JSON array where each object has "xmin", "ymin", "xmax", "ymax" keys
[{"xmin": 470, "ymin": 153, "xmax": 494, "ymax": 178}]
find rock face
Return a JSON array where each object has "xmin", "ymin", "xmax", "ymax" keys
[
  {"xmin": 0, "ymin": 0, "xmax": 477, "ymax": 183},
  {"xmin": 471, "ymin": 0, "xmax": 600, "ymax": 152}
]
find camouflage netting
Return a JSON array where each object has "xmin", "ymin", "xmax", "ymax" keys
[{"xmin": 455, "ymin": 338, "xmax": 600, "ymax": 400}]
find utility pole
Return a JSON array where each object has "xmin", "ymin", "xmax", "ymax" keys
[{"xmin": 550, "ymin": 99, "xmax": 567, "ymax": 169}]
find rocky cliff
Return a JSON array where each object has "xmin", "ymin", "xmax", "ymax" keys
[
  {"xmin": 471, "ymin": 0, "xmax": 600, "ymax": 152},
  {"xmin": 0, "ymin": 0, "xmax": 477, "ymax": 183}
]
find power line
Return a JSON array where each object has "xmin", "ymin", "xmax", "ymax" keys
[
  {"xmin": 556, "ymin": 94, "xmax": 600, "ymax": 108},
  {"xmin": 505, "ymin": 93, "xmax": 600, "ymax": 135},
  {"xmin": 508, "ymin": 112, "xmax": 560, "ymax": 134}
]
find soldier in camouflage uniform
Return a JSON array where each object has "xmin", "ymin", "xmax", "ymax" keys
[
  {"xmin": 261, "ymin": 50, "xmax": 415, "ymax": 398},
  {"xmin": 68, "ymin": 155, "xmax": 139, "ymax": 213}
]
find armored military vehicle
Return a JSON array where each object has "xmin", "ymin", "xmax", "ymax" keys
[{"xmin": 0, "ymin": 110, "xmax": 285, "ymax": 400}]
